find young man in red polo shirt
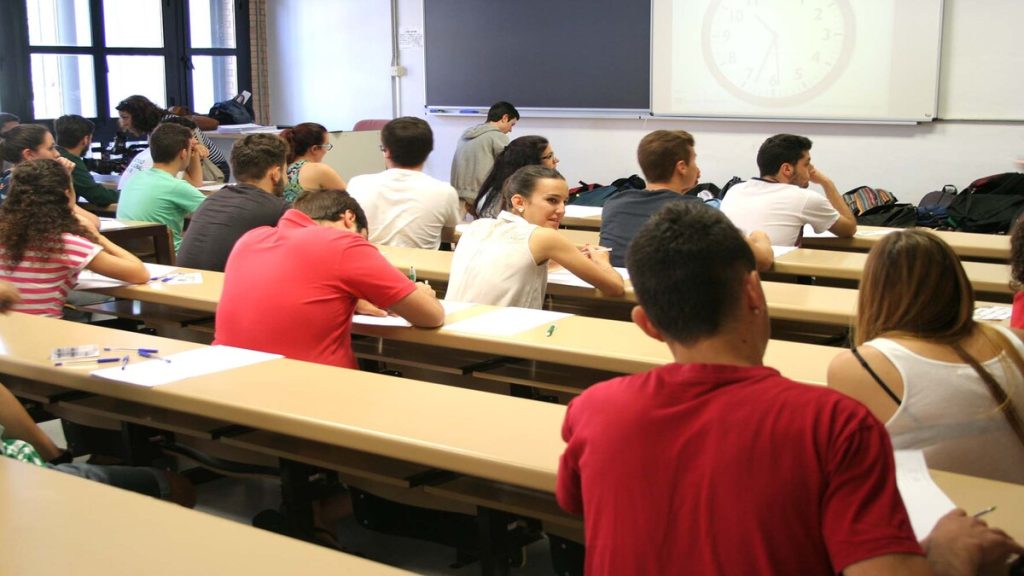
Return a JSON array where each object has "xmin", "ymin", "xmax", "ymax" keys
[
  {"xmin": 557, "ymin": 201, "xmax": 1020, "ymax": 575},
  {"xmin": 215, "ymin": 188, "xmax": 443, "ymax": 367}
]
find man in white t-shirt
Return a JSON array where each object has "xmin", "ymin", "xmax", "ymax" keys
[
  {"xmin": 720, "ymin": 134, "xmax": 857, "ymax": 246},
  {"xmin": 347, "ymin": 117, "xmax": 460, "ymax": 250}
]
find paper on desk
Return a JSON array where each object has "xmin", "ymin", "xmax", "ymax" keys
[
  {"xmin": 563, "ymin": 205, "xmax": 603, "ymax": 219},
  {"xmin": 198, "ymin": 183, "xmax": 226, "ymax": 193},
  {"xmin": 856, "ymin": 229, "xmax": 898, "ymax": 238},
  {"xmin": 547, "ymin": 267, "xmax": 629, "ymax": 289},
  {"xmin": 443, "ymin": 307, "xmax": 571, "ymax": 337},
  {"xmin": 75, "ymin": 263, "xmax": 179, "ymax": 290},
  {"xmin": 801, "ymin": 224, "xmax": 837, "ymax": 239},
  {"xmin": 352, "ymin": 315, "xmax": 412, "ymax": 327},
  {"xmin": 99, "ymin": 218, "xmax": 128, "ymax": 231},
  {"xmin": 895, "ymin": 450, "xmax": 956, "ymax": 539},
  {"xmin": 771, "ymin": 246, "xmax": 798, "ymax": 258},
  {"xmin": 974, "ymin": 306, "xmax": 1012, "ymax": 321},
  {"xmin": 91, "ymin": 345, "xmax": 282, "ymax": 387},
  {"xmin": 441, "ymin": 300, "xmax": 475, "ymax": 315},
  {"xmin": 159, "ymin": 272, "xmax": 203, "ymax": 285}
]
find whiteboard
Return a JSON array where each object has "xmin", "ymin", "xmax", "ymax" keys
[
  {"xmin": 650, "ymin": 0, "xmax": 944, "ymax": 123},
  {"xmin": 937, "ymin": 0, "xmax": 1024, "ymax": 120}
]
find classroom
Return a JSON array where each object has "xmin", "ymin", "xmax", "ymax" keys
[{"xmin": 1, "ymin": 1, "xmax": 1024, "ymax": 575}]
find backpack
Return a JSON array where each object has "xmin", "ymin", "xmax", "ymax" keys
[
  {"xmin": 947, "ymin": 173, "xmax": 1024, "ymax": 234},
  {"xmin": 856, "ymin": 203, "xmax": 918, "ymax": 228},
  {"xmin": 842, "ymin": 186, "xmax": 897, "ymax": 216},
  {"xmin": 720, "ymin": 176, "xmax": 744, "ymax": 199},
  {"xmin": 568, "ymin": 174, "xmax": 646, "ymax": 207},
  {"xmin": 916, "ymin": 184, "xmax": 957, "ymax": 228},
  {"xmin": 208, "ymin": 93, "xmax": 255, "ymax": 125}
]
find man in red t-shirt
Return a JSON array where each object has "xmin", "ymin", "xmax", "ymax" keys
[
  {"xmin": 215, "ymin": 188, "xmax": 443, "ymax": 368},
  {"xmin": 557, "ymin": 202, "xmax": 1021, "ymax": 575}
]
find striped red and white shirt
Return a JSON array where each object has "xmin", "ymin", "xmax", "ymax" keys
[{"xmin": 0, "ymin": 233, "xmax": 101, "ymax": 317}]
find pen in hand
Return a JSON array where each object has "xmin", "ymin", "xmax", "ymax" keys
[{"xmin": 973, "ymin": 506, "xmax": 997, "ymax": 518}]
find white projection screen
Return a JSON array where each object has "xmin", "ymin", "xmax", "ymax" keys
[{"xmin": 651, "ymin": 0, "xmax": 944, "ymax": 122}]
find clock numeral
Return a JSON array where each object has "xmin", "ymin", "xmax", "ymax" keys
[
  {"xmin": 730, "ymin": 9, "xmax": 744, "ymax": 22},
  {"xmin": 822, "ymin": 29, "xmax": 831, "ymax": 41},
  {"xmin": 769, "ymin": 74, "xmax": 779, "ymax": 87},
  {"xmin": 812, "ymin": 51, "xmax": 821, "ymax": 63},
  {"xmin": 795, "ymin": 68, "xmax": 804, "ymax": 80},
  {"xmin": 814, "ymin": 8, "xmax": 822, "ymax": 21}
]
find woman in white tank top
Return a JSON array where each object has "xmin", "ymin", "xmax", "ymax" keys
[
  {"xmin": 828, "ymin": 229, "xmax": 1024, "ymax": 484},
  {"xmin": 447, "ymin": 166, "xmax": 624, "ymax": 309}
]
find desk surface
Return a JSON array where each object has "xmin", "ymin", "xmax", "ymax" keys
[
  {"xmin": 1, "ymin": 314, "xmax": 1021, "ymax": 544},
  {"xmin": 0, "ymin": 458, "xmax": 411, "ymax": 575},
  {"xmin": 86, "ymin": 268, "xmax": 837, "ymax": 386}
]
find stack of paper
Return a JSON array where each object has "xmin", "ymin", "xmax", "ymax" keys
[
  {"xmin": 547, "ymin": 267, "xmax": 629, "ymax": 289},
  {"xmin": 91, "ymin": 346, "xmax": 282, "ymax": 387},
  {"xmin": 442, "ymin": 307, "xmax": 571, "ymax": 337}
]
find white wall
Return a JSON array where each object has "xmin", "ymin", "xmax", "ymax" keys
[{"xmin": 271, "ymin": 0, "xmax": 1024, "ymax": 204}]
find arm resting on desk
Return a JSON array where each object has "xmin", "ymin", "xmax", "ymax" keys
[
  {"xmin": 532, "ymin": 228, "xmax": 625, "ymax": 297},
  {"xmin": 389, "ymin": 283, "xmax": 445, "ymax": 328}
]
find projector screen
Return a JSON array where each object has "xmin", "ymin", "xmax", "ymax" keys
[{"xmin": 651, "ymin": 0, "xmax": 944, "ymax": 122}]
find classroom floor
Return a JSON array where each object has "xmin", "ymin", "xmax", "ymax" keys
[{"xmin": 39, "ymin": 420, "xmax": 556, "ymax": 575}]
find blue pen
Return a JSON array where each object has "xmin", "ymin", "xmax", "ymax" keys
[
  {"xmin": 120, "ymin": 354, "xmax": 130, "ymax": 370},
  {"xmin": 54, "ymin": 357, "xmax": 122, "ymax": 367},
  {"xmin": 139, "ymin": 350, "xmax": 171, "ymax": 363}
]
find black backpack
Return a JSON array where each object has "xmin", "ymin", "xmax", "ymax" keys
[
  {"xmin": 208, "ymin": 95, "xmax": 254, "ymax": 125},
  {"xmin": 916, "ymin": 184, "xmax": 957, "ymax": 229},
  {"xmin": 569, "ymin": 174, "xmax": 646, "ymax": 207},
  {"xmin": 856, "ymin": 203, "xmax": 918, "ymax": 228},
  {"xmin": 947, "ymin": 173, "xmax": 1024, "ymax": 234}
]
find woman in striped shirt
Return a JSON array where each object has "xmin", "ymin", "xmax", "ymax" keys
[{"xmin": 0, "ymin": 159, "xmax": 149, "ymax": 317}]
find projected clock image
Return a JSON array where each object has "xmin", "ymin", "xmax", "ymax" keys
[{"xmin": 701, "ymin": 0, "xmax": 855, "ymax": 107}]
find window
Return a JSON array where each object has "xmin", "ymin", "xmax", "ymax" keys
[{"xmin": 0, "ymin": 0, "xmax": 250, "ymax": 134}]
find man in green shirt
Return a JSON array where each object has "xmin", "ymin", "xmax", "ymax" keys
[
  {"xmin": 54, "ymin": 114, "xmax": 119, "ymax": 208},
  {"xmin": 117, "ymin": 123, "xmax": 206, "ymax": 251}
]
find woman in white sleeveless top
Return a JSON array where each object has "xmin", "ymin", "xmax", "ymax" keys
[
  {"xmin": 447, "ymin": 165, "xmax": 624, "ymax": 308},
  {"xmin": 828, "ymin": 229, "xmax": 1024, "ymax": 484}
]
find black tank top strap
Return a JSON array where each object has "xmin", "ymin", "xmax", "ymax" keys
[{"xmin": 851, "ymin": 346, "xmax": 901, "ymax": 406}]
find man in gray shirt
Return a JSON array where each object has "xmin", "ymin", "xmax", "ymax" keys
[{"xmin": 449, "ymin": 101, "xmax": 519, "ymax": 214}]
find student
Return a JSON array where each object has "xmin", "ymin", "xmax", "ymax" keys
[
  {"xmin": 828, "ymin": 229, "xmax": 1024, "ymax": 484},
  {"xmin": 557, "ymin": 201, "xmax": 1021, "ymax": 574},
  {"xmin": 279, "ymin": 122, "xmax": 347, "ymax": 203},
  {"xmin": 115, "ymin": 94, "xmax": 228, "ymax": 185},
  {"xmin": 177, "ymin": 133, "xmax": 290, "ymax": 272},
  {"xmin": 0, "ymin": 159, "xmax": 148, "ymax": 317},
  {"xmin": 118, "ymin": 115, "xmax": 210, "ymax": 190},
  {"xmin": 215, "ymin": 189, "xmax": 444, "ymax": 369},
  {"xmin": 117, "ymin": 123, "xmax": 207, "ymax": 252},
  {"xmin": 720, "ymin": 133, "xmax": 857, "ymax": 246},
  {"xmin": 471, "ymin": 135, "xmax": 558, "ymax": 219},
  {"xmin": 447, "ymin": 166, "xmax": 624, "ymax": 308},
  {"xmin": 1011, "ymin": 218, "xmax": 1024, "ymax": 329},
  {"xmin": 600, "ymin": 129, "xmax": 773, "ymax": 270},
  {"xmin": 0, "ymin": 124, "xmax": 100, "ymax": 228},
  {"xmin": 54, "ymin": 114, "xmax": 119, "ymax": 208},
  {"xmin": 347, "ymin": 117, "xmax": 460, "ymax": 250},
  {"xmin": 450, "ymin": 101, "xmax": 520, "ymax": 212}
]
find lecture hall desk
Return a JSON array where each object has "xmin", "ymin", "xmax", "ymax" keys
[
  {"xmin": 0, "ymin": 458, "xmax": 412, "ymax": 576},
  {"xmin": 0, "ymin": 314, "xmax": 1020, "ymax": 546}
]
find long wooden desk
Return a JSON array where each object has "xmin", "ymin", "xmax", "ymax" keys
[
  {"xmin": 82, "ymin": 268, "xmax": 836, "ymax": 385},
  {"xmin": 100, "ymin": 219, "xmax": 174, "ymax": 265},
  {"xmin": 552, "ymin": 229, "xmax": 1013, "ymax": 297},
  {"xmin": 1, "ymin": 314, "xmax": 1021, "ymax": 546},
  {"xmin": 0, "ymin": 458, "xmax": 411, "ymax": 575}
]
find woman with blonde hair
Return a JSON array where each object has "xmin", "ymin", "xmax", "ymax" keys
[{"xmin": 828, "ymin": 228, "xmax": 1024, "ymax": 483}]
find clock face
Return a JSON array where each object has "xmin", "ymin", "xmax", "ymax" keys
[{"xmin": 701, "ymin": 0, "xmax": 855, "ymax": 107}]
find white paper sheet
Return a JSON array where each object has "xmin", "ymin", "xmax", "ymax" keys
[
  {"xmin": 563, "ymin": 205, "xmax": 603, "ymax": 219},
  {"xmin": 352, "ymin": 315, "xmax": 412, "ymax": 328},
  {"xmin": 198, "ymin": 183, "xmax": 226, "ymax": 193},
  {"xmin": 159, "ymin": 272, "xmax": 203, "ymax": 285},
  {"xmin": 771, "ymin": 246, "xmax": 798, "ymax": 258},
  {"xmin": 441, "ymin": 300, "xmax": 475, "ymax": 315},
  {"xmin": 75, "ymin": 263, "xmax": 180, "ymax": 290},
  {"xmin": 443, "ymin": 307, "xmax": 572, "ymax": 337},
  {"xmin": 99, "ymin": 218, "xmax": 128, "ymax": 231},
  {"xmin": 91, "ymin": 346, "xmax": 282, "ymax": 387},
  {"xmin": 856, "ymin": 229, "xmax": 899, "ymax": 238},
  {"xmin": 974, "ymin": 306, "xmax": 1012, "ymax": 321},
  {"xmin": 547, "ymin": 267, "xmax": 629, "ymax": 289},
  {"xmin": 801, "ymin": 224, "xmax": 837, "ymax": 239},
  {"xmin": 894, "ymin": 450, "xmax": 956, "ymax": 539}
]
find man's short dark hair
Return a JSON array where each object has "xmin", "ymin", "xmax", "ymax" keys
[
  {"xmin": 231, "ymin": 133, "xmax": 288, "ymax": 182},
  {"xmin": 756, "ymin": 134, "xmax": 812, "ymax": 177},
  {"xmin": 627, "ymin": 202, "xmax": 755, "ymax": 345},
  {"xmin": 487, "ymin": 101, "xmax": 520, "ymax": 122},
  {"xmin": 54, "ymin": 115, "xmax": 95, "ymax": 148},
  {"xmin": 293, "ymin": 188, "xmax": 368, "ymax": 232},
  {"xmin": 637, "ymin": 130, "xmax": 695, "ymax": 183},
  {"xmin": 148, "ymin": 123, "xmax": 193, "ymax": 164},
  {"xmin": 381, "ymin": 117, "xmax": 433, "ymax": 168}
]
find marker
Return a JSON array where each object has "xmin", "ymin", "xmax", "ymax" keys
[
  {"xmin": 139, "ymin": 350, "xmax": 171, "ymax": 363},
  {"xmin": 54, "ymin": 357, "xmax": 122, "ymax": 367},
  {"xmin": 104, "ymin": 347, "xmax": 159, "ymax": 354},
  {"xmin": 546, "ymin": 324, "xmax": 556, "ymax": 337},
  {"xmin": 408, "ymin": 266, "xmax": 416, "ymax": 282},
  {"xmin": 458, "ymin": 109, "xmax": 477, "ymax": 114},
  {"xmin": 973, "ymin": 506, "xmax": 997, "ymax": 518}
]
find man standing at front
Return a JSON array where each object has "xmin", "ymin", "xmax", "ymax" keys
[
  {"xmin": 557, "ymin": 202, "xmax": 1019, "ymax": 574},
  {"xmin": 720, "ymin": 133, "xmax": 857, "ymax": 246},
  {"xmin": 347, "ymin": 117, "xmax": 460, "ymax": 250},
  {"xmin": 449, "ymin": 101, "xmax": 519, "ymax": 214},
  {"xmin": 215, "ymin": 189, "xmax": 444, "ymax": 369}
]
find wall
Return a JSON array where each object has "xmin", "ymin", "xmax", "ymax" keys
[{"xmin": 271, "ymin": 0, "xmax": 1024, "ymax": 204}]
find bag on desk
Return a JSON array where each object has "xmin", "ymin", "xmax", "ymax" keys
[
  {"xmin": 856, "ymin": 203, "xmax": 918, "ymax": 227},
  {"xmin": 569, "ymin": 175, "xmax": 646, "ymax": 207},
  {"xmin": 842, "ymin": 186, "xmax": 897, "ymax": 216},
  {"xmin": 947, "ymin": 173, "xmax": 1024, "ymax": 234},
  {"xmin": 916, "ymin": 184, "xmax": 957, "ymax": 228},
  {"xmin": 208, "ymin": 92, "xmax": 254, "ymax": 125}
]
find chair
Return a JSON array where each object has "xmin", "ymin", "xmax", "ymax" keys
[{"xmin": 352, "ymin": 119, "xmax": 390, "ymax": 131}]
